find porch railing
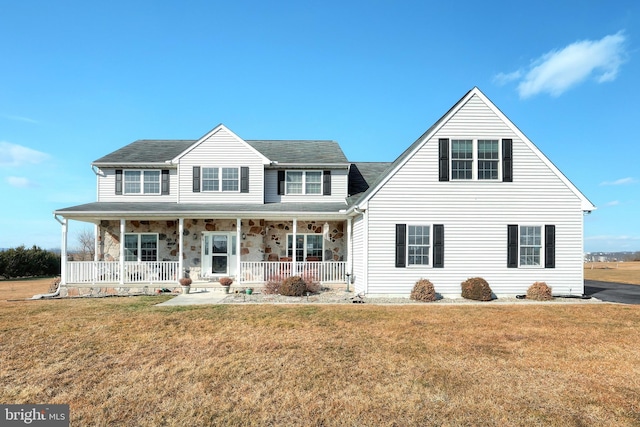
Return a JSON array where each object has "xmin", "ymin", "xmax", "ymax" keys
[
  {"xmin": 241, "ymin": 261, "xmax": 347, "ymax": 283},
  {"xmin": 64, "ymin": 261, "xmax": 347, "ymax": 284},
  {"xmin": 66, "ymin": 261, "xmax": 179, "ymax": 284}
]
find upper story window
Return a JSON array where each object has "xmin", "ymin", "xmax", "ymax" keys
[
  {"xmin": 201, "ymin": 167, "xmax": 239, "ymax": 192},
  {"xmin": 285, "ymin": 171, "xmax": 322, "ymax": 195},
  {"xmin": 439, "ymin": 138, "xmax": 512, "ymax": 182},
  {"xmin": 451, "ymin": 139, "xmax": 500, "ymax": 181},
  {"xmin": 193, "ymin": 166, "xmax": 248, "ymax": 193},
  {"xmin": 124, "ymin": 170, "xmax": 161, "ymax": 194}
]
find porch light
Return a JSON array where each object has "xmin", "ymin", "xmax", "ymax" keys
[{"xmin": 242, "ymin": 232, "xmax": 246, "ymax": 240}]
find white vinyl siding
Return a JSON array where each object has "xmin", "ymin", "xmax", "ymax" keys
[
  {"xmin": 178, "ymin": 127, "xmax": 264, "ymax": 204},
  {"xmin": 364, "ymin": 93, "xmax": 585, "ymax": 297},
  {"xmin": 97, "ymin": 169, "xmax": 177, "ymax": 202},
  {"xmin": 264, "ymin": 168, "xmax": 349, "ymax": 203}
]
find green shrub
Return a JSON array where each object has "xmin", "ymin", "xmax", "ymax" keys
[
  {"xmin": 280, "ymin": 276, "xmax": 307, "ymax": 296},
  {"xmin": 410, "ymin": 279, "xmax": 436, "ymax": 302},
  {"xmin": 461, "ymin": 277, "xmax": 493, "ymax": 301},
  {"xmin": 527, "ymin": 281, "xmax": 553, "ymax": 301}
]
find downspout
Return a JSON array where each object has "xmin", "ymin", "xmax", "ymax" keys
[{"xmin": 346, "ymin": 217, "xmax": 352, "ymax": 291}]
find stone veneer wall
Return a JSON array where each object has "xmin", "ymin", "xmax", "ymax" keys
[{"xmin": 99, "ymin": 219, "xmax": 346, "ymax": 280}]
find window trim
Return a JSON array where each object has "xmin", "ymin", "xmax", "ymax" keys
[
  {"xmin": 124, "ymin": 233, "xmax": 158, "ymax": 262},
  {"xmin": 519, "ymin": 225, "xmax": 543, "ymax": 268},
  {"xmin": 284, "ymin": 170, "xmax": 324, "ymax": 195},
  {"xmin": 122, "ymin": 170, "xmax": 162, "ymax": 195},
  {"xmin": 200, "ymin": 166, "xmax": 240, "ymax": 193},
  {"xmin": 449, "ymin": 138, "xmax": 502, "ymax": 181},
  {"xmin": 406, "ymin": 224, "xmax": 432, "ymax": 267}
]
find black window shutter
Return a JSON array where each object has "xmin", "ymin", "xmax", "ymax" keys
[
  {"xmin": 395, "ymin": 224, "xmax": 406, "ymax": 268},
  {"xmin": 545, "ymin": 225, "xmax": 556, "ymax": 268},
  {"xmin": 277, "ymin": 171, "xmax": 285, "ymax": 195},
  {"xmin": 241, "ymin": 167, "xmax": 249, "ymax": 193},
  {"xmin": 433, "ymin": 224, "xmax": 444, "ymax": 268},
  {"xmin": 193, "ymin": 166, "xmax": 200, "ymax": 192},
  {"xmin": 507, "ymin": 225, "xmax": 518, "ymax": 268},
  {"xmin": 439, "ymin": 138, "xmax": 449, "ymax": 182},
  {"xmin": 502, "ymin": 139, "xmax": 513, "ymax": 182},
  {"xmin": 115, "ymin": 169, "xmax": 122, "ymax": 195},
  {"xmin": 161, "ymin": 169, "xmax": 170, "ymax": 195},
  {"xmin": 323, "ymin": 170, "xmax": 331, "ymax": 195}
]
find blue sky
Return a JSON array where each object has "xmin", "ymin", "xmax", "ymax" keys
[{"xmin": 0, "ymin": 0, "xmax": 638, "ymax": 253}]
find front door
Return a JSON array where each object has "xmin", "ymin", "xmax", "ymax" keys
[{"xmin": 202, "ymin": 232, "xmax": 237, "ymax": 277}]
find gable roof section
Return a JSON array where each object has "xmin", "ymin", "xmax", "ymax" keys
[
  {"xmin": 247, "ymin": 140, "xmax": 348, "ymax": 165},
  {"xmin": 92, "ymin": 140, "xmax": 195, "ymax": 166},
  {"xmin": 349, "ymin": 87, "xmax": 596, "ymax": 212},
  {"xmin": 172, "ymin": 124, "xmax": 271, "ymax": 165}
]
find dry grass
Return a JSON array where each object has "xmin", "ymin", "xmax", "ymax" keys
[
  {"xmin": 1, "ymin": 280, "xmax": 640, "ymax": 426},
  {"xmin": 584, "ymin": 261, "xmax": 640, "ymax": 285},
  {"xmin": 0, "ymin": 277, "xmax": 54, "ymax": 300}
]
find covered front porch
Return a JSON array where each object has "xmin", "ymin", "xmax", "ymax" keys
[{"xmin": 56, "ymin": 214, "xmax": 352, "ymax": 287}]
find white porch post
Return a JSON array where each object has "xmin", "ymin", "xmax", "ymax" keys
[
  {"xmin": 346, "ymin": 217, "xmax": 352, "ymax": 288},
  {"xmin": 60, "ymin": 218, "xmax": 68, "ymax": 285},
  {"xmin": 119, "ymin": 219, "xmax": 125, "ymax": 285},
  {"xmin": 178, "ymin": 218, "xmax": 184, "ymax": 280},
  {"xmin": 236, "ymin": 218, "xmax": 242, "ymax": 284},
  {"xmin": 292, "ymin": 218, "xmax": 297, "ymax": 275},
  {"xmin": 94, "ymin": 223, "xmax": 99, "ymax": 262}
]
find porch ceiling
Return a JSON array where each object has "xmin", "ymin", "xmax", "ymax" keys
[{"xmin": 54, "ymin": 202, "xmax": 351, "ymax": 222}]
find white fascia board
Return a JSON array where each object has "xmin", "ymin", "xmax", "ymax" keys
[{"xmin": 171, "ymin": 124, "xmax": 272, "ymax": 165}]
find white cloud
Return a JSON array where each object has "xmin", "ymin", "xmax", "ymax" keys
[
  {"xmin": 599, "ymin": 177, "xmax": 638, "ymax": 186},
  {"xmin": 0, "ymin": 141, "xmax": 49, "ymax": 167},
  {"xmin": 495, "ymin": 31, "xmax": 627, "ymax": 98},
  {"xmin": 1, "ymin": 114, "xmax": 38, "ymax": 124},
  {"xmin": 6, "ymin": 176, "xmax": 36, "ymax": 188},
  {"xmin": 604, "ymin": 200, "xmax": 620, "ymax": 207}
]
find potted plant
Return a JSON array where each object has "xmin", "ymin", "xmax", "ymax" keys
[
  {"xmin": 179, "ymin": 277, "xmax": 192, "ymax": 294},
  {"xmin": 219, "ymin": 277, "xmax": 233, "ymax": 293}
]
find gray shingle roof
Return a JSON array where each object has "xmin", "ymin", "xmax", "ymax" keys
[
  {"xmin": 93, "ymin": 138, "xmax": 348, "ymax": 166},
  {"xmin": 246, "ymin": 140, "xmax": 348, "ymax": 164},
  {"xmin": 54, "ymin": 202, "xmax": 348, "ymax": 217},
  {"xmin": 93, "ymin": 140, "xmax": 196, "ymax": 164}
]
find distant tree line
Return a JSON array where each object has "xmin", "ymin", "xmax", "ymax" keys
[{"xmin": 0, "ymin": 246, "xmax": 61, "ymax": 279}]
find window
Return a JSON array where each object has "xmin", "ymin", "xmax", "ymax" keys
[
  {"xmin": 287, "ymin": 234, "xmax": 324, "ymax": 261},
  {"xmin": 285, "ymin": 171, "xmax": 323, "ymax": 195},
  {"xmin": 123, "ymin": 170, "xmax": 161, "ymax": 194},
  {"xmin": 124, "ymin": 234, "xmax": 158, "ymax": 262},
  {"xmin": 451, "ymin": 140, "xmax": 473, "ymax": 180},
  {"xmin": 408, "ymin": 225, "xmax": 431, "ymax": 265},
  {"xmin": 222, "ymin": 168, "xmax": 239, "ymax": 191},
  {"xmin": 440, "ymin": 139, "xmax": 510, "ymax": 182},
  {"xmin": 396, "ymin": 224, "xmax": 444, "ymax": 268},
  {"xmin": 519, "ymin": 226, "xmax": 541, "ymax": 266},
  {"xmin": 200, "ymin": 167, "xmax": 239, "ymax": 192},
  {"xmin": 508, "ymin": 224, "xmax": 555, "ymax": 268},
  {"xmin": 202, "ymin": 168, "xmax": 219, "ymax": 191},
  {"xmin": 478, "ymin": 140, "xmax": 499, "ymax": 180}
]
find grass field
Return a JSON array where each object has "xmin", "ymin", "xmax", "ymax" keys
[
  {"xmin": 1, "ymin": 279, "xmax": 640, "ymax": 426},
  {"xmin": 584, "ymin": 261, "xmax": 640, "ymax": 285}
]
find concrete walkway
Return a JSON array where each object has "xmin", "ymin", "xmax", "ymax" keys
[{"xmin": 156, "ymin": 289, "xmax": 229, "ymax": 306}]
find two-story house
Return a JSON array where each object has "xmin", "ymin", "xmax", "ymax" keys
[{"xmin": 54, "ymin": 87, "xmax": 595, "ymax": 297}]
